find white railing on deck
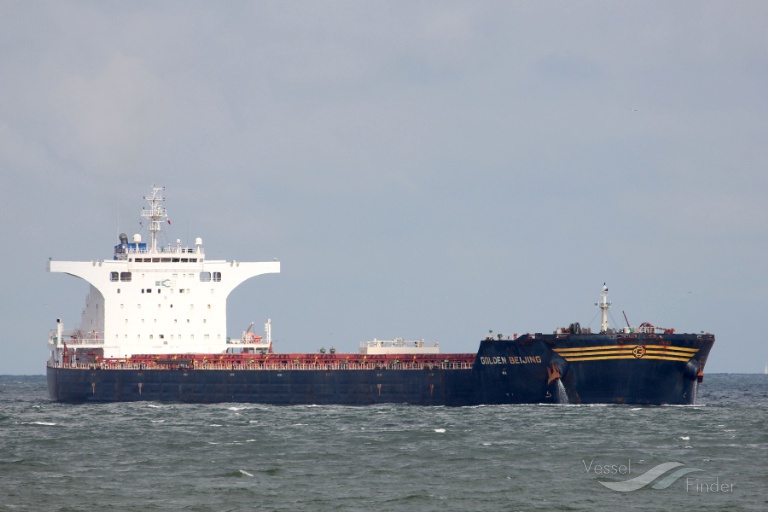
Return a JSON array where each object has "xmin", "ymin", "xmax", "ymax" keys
[
  {"xmin": 116, "ymin": 246, "xmax": 204, "ymax": 257},
  {"xmin": 49, "ymin": 330, "xmax": 105, "ymax": 346},
  {"xmin": 51, "ymin": 338, "xmax": 105, "ymax": 346}
]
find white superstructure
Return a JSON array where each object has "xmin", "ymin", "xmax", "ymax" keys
[{"xmin": 48, "ymin": 186, "xmax": 279, "ymax": 362}]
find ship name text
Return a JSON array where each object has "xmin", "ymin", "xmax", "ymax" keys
[{"xmin": 480, "ymin": 356, "xmax": 542, "ymax": 365}]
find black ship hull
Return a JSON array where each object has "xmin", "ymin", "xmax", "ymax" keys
[{"xmin": 47, "ymin": 333, "xmax": 714, "ymax": 406}]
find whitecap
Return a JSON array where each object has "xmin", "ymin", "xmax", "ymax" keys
[
  {"xmin": 32, "ymin": 421, "xmax": 56, "ymax": 426},
  {"xmin": 679, "ymin": 436, "xmax": 690, "ymax": 440},
  {"xmin": 239, "ymin": 469, "xmax": 254, "ymax": 477},
  {"xmin": 434, "ymin": 428, "xmax": 446, "ymax": 433}
]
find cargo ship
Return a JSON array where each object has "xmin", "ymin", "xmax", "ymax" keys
[{"xmin": 46, "ymin": 186, "xmax": 714, "ymax": 405}]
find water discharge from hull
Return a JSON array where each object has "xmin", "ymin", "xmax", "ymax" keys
[{"xmin": 556, "ymin": 379, "xmax": 569, "ymax": 404}]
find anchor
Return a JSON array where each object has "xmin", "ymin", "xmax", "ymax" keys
[{"xmin": 546, "ymin": 363, "xmax": 562, "ymax": 385}]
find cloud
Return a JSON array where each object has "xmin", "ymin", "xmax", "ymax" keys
[
  {"xmin": 1, "ymin": 2, "xmax": 767, "ymax": 373},
  {"xmin": 53, "ymin": 53, "xmax": 170, "ymax": 171}
]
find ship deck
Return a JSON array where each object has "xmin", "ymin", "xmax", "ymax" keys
[{"xmin": 49, "ymin": 352, "xmax": 477, "ymax": 371}]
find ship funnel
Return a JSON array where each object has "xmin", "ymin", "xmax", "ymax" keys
[{"xmin": 119, "ymin": 233, "xmax": 128, "ymax": 244}]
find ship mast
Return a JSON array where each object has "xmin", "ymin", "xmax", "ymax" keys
[
  {"xmin": 141, "ymin": 186, "xmax": 167, "ymax": 253},
  {"xmin": 596, "ymin": 283, "xmax": 611, "ymax": 333}
]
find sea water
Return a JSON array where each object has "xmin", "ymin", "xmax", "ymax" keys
[{"xmin": 0, "ymin": 374, "xmax": 766, "ymax": 511}]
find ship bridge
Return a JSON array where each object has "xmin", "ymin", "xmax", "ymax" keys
[{"xmin": 48, "ymin": 186, "xmax": 279, "ymax": 361}]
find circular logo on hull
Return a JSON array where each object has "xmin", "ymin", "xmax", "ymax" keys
[{"xmin": 632, "ymin": 346, "xmax": 646, "ymax": 358}]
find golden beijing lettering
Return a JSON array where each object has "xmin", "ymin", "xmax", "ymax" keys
[{"xmin": 480, "ymin": 356, "xmax": 542, "ymax": 365}]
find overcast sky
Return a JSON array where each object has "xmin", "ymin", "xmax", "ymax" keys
[{"xmin": 1, "ymin": 1, "xmax": 766, "ymax": 374}]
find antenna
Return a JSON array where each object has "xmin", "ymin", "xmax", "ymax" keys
[
  {"xmin": 140, "ymin": 185, "xmax": 166, "ymax": 253},
  {"xmin": 595, "ymin": 283, "xmax": 611, "ymax": 333}
]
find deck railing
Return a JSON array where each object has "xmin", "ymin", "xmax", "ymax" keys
[
  {"xmin": 49, "ymin": 331, "xmax": 106, "ymax": 346},
  {"xmin": 48, "ymin": 361, "xmax": 474, "ymax": 371}
]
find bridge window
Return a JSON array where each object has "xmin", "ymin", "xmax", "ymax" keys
[
  {"xmin": 213, "ymin": 272, "xmax": 221, "ymax": 282},
  {"xmin": 120, "ymin": 272, "xmax": 132, "ymax": 282},
  {"xmin": 110, "ymin": 272, "xmax": 119, "ymax": 282},
  {"xmin": 200, "ymin": 272, "xmax": 211, "ymax": 282}
]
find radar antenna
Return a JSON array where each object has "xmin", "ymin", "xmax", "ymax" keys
[{"xmin": 141, "ymin": 185, "xmax": 167, "ymax": 253}]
